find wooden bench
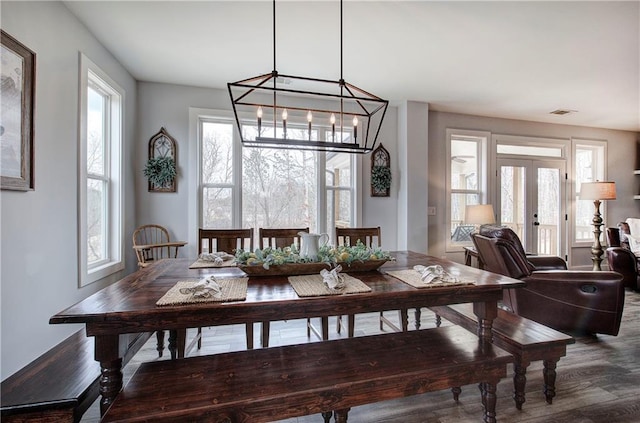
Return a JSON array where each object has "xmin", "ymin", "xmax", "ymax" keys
[
  {"xmin": 429, "ymin": 303, "xmax": 574, "ymax": 409},
  {"xmin": 102, "ymin": 325, "xmax": 513, "ymax": 423},
  {"xmin": 1, "ymin": 329, "xmax": 150, "ymax": 423}
]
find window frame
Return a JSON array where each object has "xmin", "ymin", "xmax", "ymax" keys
[
  {"xmin": 445, "ymin": 129, "xmax": 490, "ymax": 252},
  {"xmin": 190, "ymin": 108, "xmax": 358, "ymax": 250},
  {"xmin": 78, "ymin": 53, "xmax": 124, "ymax": 286}
]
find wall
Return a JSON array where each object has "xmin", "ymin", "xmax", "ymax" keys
[
  {"xmin": 428, "ymin": 111, "xmax": 640, "ymax": 265},
  {"xmin": 136, "ymin": 82, "xmax": 401, "ymax": 253},
  {"xmin": 0, "ymin": 1, "xmax": 137, "ymax": 379}
]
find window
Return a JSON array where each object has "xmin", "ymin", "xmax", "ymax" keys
[
  {"xmin": 573, "ymin": 140, "xmax": 606, "ymax": 243},
  {"xmin": 79, "ymin": 54, "xmax": 124, "ymax": 286},
  {"xmin": 445, "ymin": 129, "xmax": 489, "ymax": 251},
  {"xmin": 197, "ymin": 112, "xmax": 356, "ymax": 246}
]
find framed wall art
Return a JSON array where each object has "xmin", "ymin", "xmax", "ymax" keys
[
  {"xmin": 144, "ymin": 127, "xmax": 177, "ymax": 192},
  {"xmin": 1, "ymin": 30, "xmax": 35, "ymax": 191},
  {"xmin": 371, "ymin": 144, "xmax": 391, "ymax": 197}
]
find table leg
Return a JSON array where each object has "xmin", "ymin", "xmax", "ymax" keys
[
  {"xmin": 334, "ymin": 408, "xmax": 351, "ymax": 423},
  {"xmin": 482, "ymin": 382, "xmax": 497, "ymax": 423},
  {"xmin": 513, "ymin": 361, "xmax": 528, "ymax": 410},
  {"xmin": 94, "ymin": 334, "xmax": 122, "ymax": 416},
  {"xmin": 473, "ymin": 301, "xmax": 497, "ymax": 343}
]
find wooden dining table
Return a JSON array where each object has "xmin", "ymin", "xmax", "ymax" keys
[{"xmin": 50, "ymin": 250, "xmax": 524, "ymax": 416}]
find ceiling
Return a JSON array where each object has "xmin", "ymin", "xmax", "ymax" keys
[{"xmin": 63, "ymin": 1, "xmax": 640, "ymax": 132}]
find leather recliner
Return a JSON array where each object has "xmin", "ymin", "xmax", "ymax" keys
[
  {"xmin": 473, "ymin": 226, "xmax": 625, "ymax": 336},
  {"xmin": 606, "ymin": 222, "xmax": 640, "ymax": 291}
]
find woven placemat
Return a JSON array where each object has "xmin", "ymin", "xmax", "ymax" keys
[
  {"xmin": 386, "ymin": 269, "xmax": 475, "ymax": 289},
  {"xmin": 156, "ymin": 278, "xmax": 248, "ymax": 306},
  {"xmin": 288, "ymin": 274, "xmax": 371, "ymax": 297},
  {"xmin": 188, "ymin": 258, "xmax": 236, "ymax": 269}
]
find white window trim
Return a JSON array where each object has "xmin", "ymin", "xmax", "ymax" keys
[
  {"xmin": 188, "ymin": 107, "xmax": 359, "ymax": 254},
  {"xmin": 445, "ymin": 129, "xmax": 490, "ymax": 252},
  {"xmin": 78, "ymin": 53, "xmax": 124, "ymax": 286},
  {"xmin": 571, "ymin": 138, "xmax": 608, "ymax": 248}
]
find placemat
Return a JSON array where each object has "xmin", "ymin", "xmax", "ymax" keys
[
  {"xmin": 288, "ymin": 274, "xmax": 371, "ymax": 297},
  {"xmin": 386, "ymin": 269, "xmax": 475, "ymax": 289},
  {"xmin": 188, "ymin": 258, "xmax": 236, "ymax": 269},
  {"xmin": 156, "ymin": 278, "xmax": 248, "ymax": 306}
]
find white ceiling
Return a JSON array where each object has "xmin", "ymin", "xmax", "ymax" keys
[{"xmin": 63, "ymin": 0, "xmax": 640, "ymax": 132}]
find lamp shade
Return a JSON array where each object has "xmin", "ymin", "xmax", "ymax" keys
[
  {"xmin": 465, "ymin": 204, "xmax": 496, "ymax": 225},
  {"xmin": 580, "ymin": 182, "xmax": 617, "ymax": 200}
]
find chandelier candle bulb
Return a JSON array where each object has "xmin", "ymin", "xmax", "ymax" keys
[
  {"xmin": 307, "ymin": 111, "xmax": 312, "ymax": 140},
  {"xmin": 282, "ymin": 108, "xmax": 288, "ymax": 138},
  {"xmin": 257, "ymin": 106, "xmax": 263, "ymax": 133},
  {"xmin": 330, "ymin": 113, "xmax": 336, "ymax": 142},
  {"xmin": 353, "ymin": 116, "xmax": 358, "ymax": 141}
]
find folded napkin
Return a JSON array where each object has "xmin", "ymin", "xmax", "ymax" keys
[
  {"xmin": 179, "ymin": 276, "xmax": 222, "ymax": 298},
  {"xmin": 199, "ymin": 251, "xmax": 235, "ymax": 265},
  {"xmin": 413, "ymin": 265, "xmax": 460, "ymax": 284},
  {"xmin": 320, "ymin": 265, "xmax": 346, "ymax": 291}
]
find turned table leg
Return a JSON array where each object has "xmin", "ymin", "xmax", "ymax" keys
[
  {"xmin": 481, "ymin": 382, "xmax": 497, "ymax": 423},
  {"xmin": 321, "ymin": 411, "xmax": 332, "ymax": 423},
  {"xmin": 543, "ymin": 358, "xmax": 559, "ymax": 404},
  {"xmin": 451, "ymin": 386, "xmax": 462, "ymax": 401},
  {"xmin": 95, "ymin": 334, "xmax": 122, "ymax": 416},
  {"xmin": 155, "ymin": 330, "xmax": 165, "ymax": 357},
  {"xmin": 334, "ymin": 408, "xmax": 350, "ymax": 423}
]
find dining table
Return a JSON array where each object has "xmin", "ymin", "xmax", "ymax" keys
[{"xmin": 49, "ymin": 250, "xmax": 525, "ymax": 416}]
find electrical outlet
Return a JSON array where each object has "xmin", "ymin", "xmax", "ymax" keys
[{"xmin": 428, "ymin": 206, "xmax": 436, "ymax": 216}]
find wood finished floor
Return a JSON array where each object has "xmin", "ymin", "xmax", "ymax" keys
[{"xmin": 82, "ymin": 292, "xmax": 640, "ymax": 423}]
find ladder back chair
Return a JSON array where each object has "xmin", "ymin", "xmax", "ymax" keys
[
  {"xmin": 132, "ymin": 224, "xmax": 188, "ymax": 357},
  {"xmin": 198, "ymin": 228, "xmax": 261, "ymax": 349},
  {"xmin": 259, "ymin": 227, "xmax": 309, "ymax": 250},
  {"xmin": 259, "ymin": 228, "xmax": 309, "ymax": 346},
  {"xmin": 334, "ymin": 227, "xmax": 406, "ymax": 336}
]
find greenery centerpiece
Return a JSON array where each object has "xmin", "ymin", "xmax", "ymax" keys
[
  {"xmin": 235, "ymin": 240, "xmax": 394, "ymax": 275},
  {"xmin": 143, "ymin": 156, "xmax": 176, "ymax": 188}
]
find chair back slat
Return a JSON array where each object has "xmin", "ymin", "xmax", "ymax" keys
[
  {"xmin": 198, "ymin": 228, "xmax": 254, "ymax": 254},
  {"xmin": 335, "ymin": 227, "xmax": 381, "ymax": 248},
  {"xmin": 259, "ymin": 228, "xmax": 309, "ymax": 250}
]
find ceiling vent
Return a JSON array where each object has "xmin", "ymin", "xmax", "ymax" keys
[{"xmin": 550, "ymin": 109, "xmax": 576, "ymax": 115}]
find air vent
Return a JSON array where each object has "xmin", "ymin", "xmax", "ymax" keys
[{"xmin": 550, "ymin": 109, "xmax": 577, "ymax": 115}]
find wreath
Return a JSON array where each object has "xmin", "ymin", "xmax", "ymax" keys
[
  {"xmin": 143, "ymin": 156, "xmax": 176, "ymax": 187},
  {"xmin": 371, "ymin": 165, "xmax": 392, "ymax": 192}
]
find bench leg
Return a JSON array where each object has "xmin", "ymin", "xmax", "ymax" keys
[
  {"xmin": 451, "ymin": 386, "xmax": 461, "ymax": 401},
  {"xmin": 543, "ymin": 358, "xmax": 559, "ymax": 404},
  {"xmin": 156, "ymin": 330, "xmax": 165, "ymax": 357},
  {"xmin": 334, "ymin": 408, "xmax": 350, "ymax": 423},
  {"xmin": 322, "ymin": 411, "xmax": 332, "ymax": 423},
  {"xmin": 513, "ymin": 361, "xmax": 528, "ymax": 410},
  {"xmin": 480, "ymin": 382, "xmax": 497, "ymax": 423}
]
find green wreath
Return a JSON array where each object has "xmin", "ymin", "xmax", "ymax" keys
[
  {"xmin": 143, "ymin": 156, "xmax": 176, "ymax": 187},
  {"xmin": 371, "ymin": 165, "xmax": 392, "ymax": 192}
]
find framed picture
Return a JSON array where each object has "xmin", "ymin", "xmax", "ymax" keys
[{"xmin": 1, "ymin": 30, "xmax": 35, "ymax": 191}]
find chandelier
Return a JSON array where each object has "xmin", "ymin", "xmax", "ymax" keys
[{"xmin": 227, "ymin": 0, "xmax": 388, "ymax": 154}]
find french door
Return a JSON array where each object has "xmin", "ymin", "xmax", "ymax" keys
[{"xmin": 497, "ymin": 159, "xmax": 566, "ymax": 256}]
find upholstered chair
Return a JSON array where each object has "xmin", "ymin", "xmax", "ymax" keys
[
  {"xmin": 473, "ymin": 226, "xmax": 625, "ymax": 336},
  {"xmin": 606, "ymin": 222, "xmax": 640, "ymax": 291}
]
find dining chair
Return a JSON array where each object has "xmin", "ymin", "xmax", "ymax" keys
[
  {"xmin": 132, "ymin": 224, "xmax": 188, "ymax": 357},
  {"xmin": 333, "ymin": 227, "xmax": 399, "ymax": 337},
  {"xmin": 132, "ymin": 224, "xmax": 186, "ymax": 269},
  {"xmin": 198, "ymin": 228, "xmax": 263, "ymax": 349},
  {"xmin": 259, "ymin": 227, "xmax": 309, "ymax": 250},
  {"xmin": 259, "ymin": 227, "xmax": 309, "ymax": 344}
]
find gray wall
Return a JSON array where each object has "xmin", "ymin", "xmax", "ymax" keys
[
  {"xmin": 428, "ymin": 111, "xmax": 640, "ymax": 265},
  {"xmin": 1, "ymin": 1, "xmax": 137, "ymax": 379}
]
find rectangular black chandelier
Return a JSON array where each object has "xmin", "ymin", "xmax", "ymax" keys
[{"xmin": 227, "ymin": 0, "xmax": 388, "ymax": 154}]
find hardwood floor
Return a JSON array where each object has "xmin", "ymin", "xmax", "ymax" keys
[{"xmin": 81, "ymin": 291, "xmax": 640, "ymax": 422}]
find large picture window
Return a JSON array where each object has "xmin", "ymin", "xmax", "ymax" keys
[
  {"xmin": 574, "ymin": 140, "xmax": 606, "ymax": 243},
  {"xmin": 197, "ymin": 112, "xmax": 356, "ymax": 246},
  {"xmin": 79, "ymin": 54, "xmax": 124, "ymax": 286}
]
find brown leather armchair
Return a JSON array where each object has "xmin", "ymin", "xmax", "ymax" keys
[
  {"xmin": 606, "ymin": 222, "xmax": 640, "ymax": 291},
  {"xmin": 473, "ymin": 226, "xmax": 625, "ymax": 336}
]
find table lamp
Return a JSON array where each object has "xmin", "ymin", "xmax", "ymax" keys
[
  {"xmin": 579, "ymin": 181, "xmax": 617, "ymax": 271},
  {"xmin": 465, "ymin": 204, "xmax": 496, "ymax": 232}
]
